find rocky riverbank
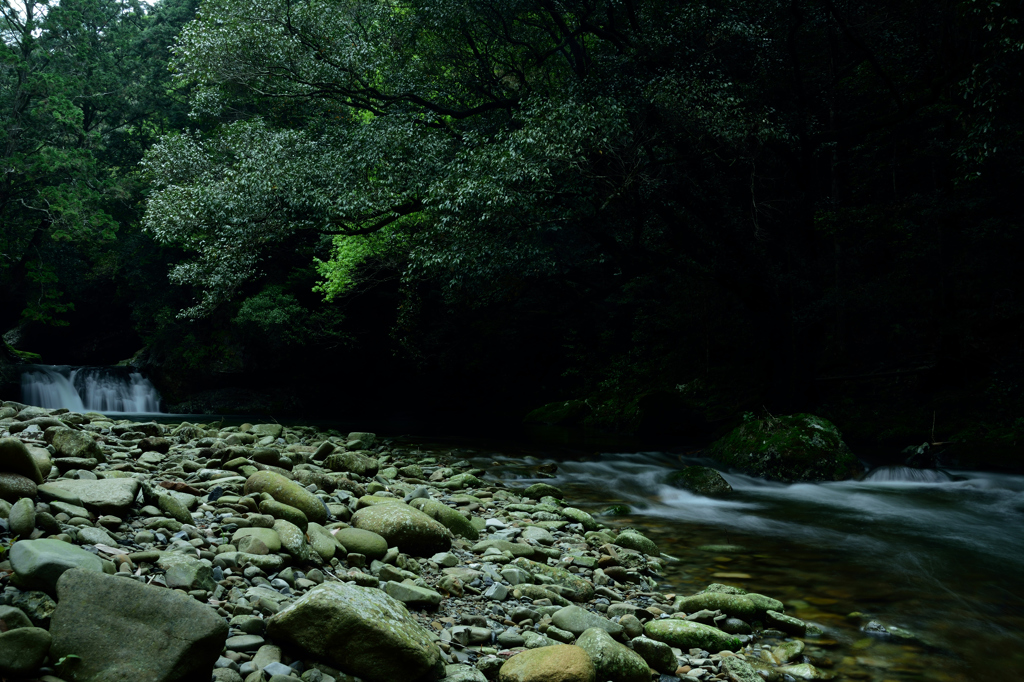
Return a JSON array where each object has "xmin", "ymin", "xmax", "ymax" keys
[{"xmin": 1, "ymin": 403, "xmax": 838, "ymax": 682}]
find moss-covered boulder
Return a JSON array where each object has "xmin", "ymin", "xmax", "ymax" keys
[
  {"xmin": 710, "ymin": 414, "xmax": 861, "ymax": 482},
  {"xmin": 665, "ymin": 466, "xmax": 732, "ymax": 494},
  {"xmin": 524, "ymin": 400, "xmax": 591, "ymax": 426},
  {"xmin": 643, "ymin": 619, "xmax": 740, "ymax": 653},
  {"xmin": 244, "ymin": 471, "xmax": 327, "ymax": 525}
]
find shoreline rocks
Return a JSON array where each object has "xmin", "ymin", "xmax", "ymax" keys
[{"xmin": 0, "ymin": 403, "xmax": 840, "ymax": 682}]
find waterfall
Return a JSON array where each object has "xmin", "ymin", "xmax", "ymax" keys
[{"xmin": 20, "ymin": 365, "xmax": 164, "ymax": 414}]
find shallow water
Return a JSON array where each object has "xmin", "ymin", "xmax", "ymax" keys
[{"xmin": 474, "ymin": 450, "xmax": 1024, "ymax": 681}]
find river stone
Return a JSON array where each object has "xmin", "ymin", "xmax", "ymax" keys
[
  {"xmin": 244, "ymin": 471, "xmax": 327, "ymax": 525},
  {"xmin": 629, "ymin": 636, "xmax": 677, "ymax": 674},
  {"xmin": 384, "ymin": 581, "xmax": 444, "ymax": 608},
  {"xmin": 666, "ymin": 465, "xmax": 733, "ymax": 494},
  {"xmin": 51, "ymin": 429, "xmax": 104, "ymax": 462},
  {"xmin": 251, "ymin": 424, "xmax": 283, "ymax": 439},
  {"xmin": 232, "ymin": 527, "xmax": 282, "ymax": 553},
  {"xmin": 9, "ymin": 591, "xmax": 56, "ymax": 628},
  {"xmin": 511, "ymin": 558, "xmax": 594, "ymax": 602},
  {"xmin": 49, "ymin": 568, "xmax": 228, "ymax": 682},
  {"xmin": 158, "ymin": 553, "xmax": 217, "ymax": 592},
  {"xmin": 158, "ymin": 494, "xmax": 194, "ymax": 525},
  {"xmin": 674, "ymin": 592, "xmax": 759, "ymax": 619},
  {"xmin": 472, "ymin": 539, "xmax": 535, "ymax": 559},
  {"xmin": 746, "ymin": 592, "xmax": 785, "ymax": 614},
  {"xmin": 445, "ymin": 663, "xmax": 489, "ymax": 682},
  {"xmin": 551, "ymin": 605, "xmax": 623, "ymax": 638},
  {"xmin": 521, "ymin": 525, "xmax": 555, "ymax": 545},
  {"xmin": 216, "ymin": 552, "xmax": 284, "ymax": 572},
  {"xmin": 574, "ymin": 627, "xmax": 649, "ymax": 682},
  {"xmin": 9, "ymin": 538, "xmax": 105, "ymax": 593},
  {"xmin": 409, "ymin": 498, "xmax": 479, "ymax": 540},
  {"xmin": 0, "ymin": 626, "xmax": 51, "ymax": 676},
  {"xmin": 351, "ymin": 503, "xmax": 452, "ymax": 556},
  {"xmin": 0, "ymin": 472, "xmax": 36, "ymax": 502},
  {"xmin": 722, "ymin": 656, "xmax": 762, "ymax": 682},
  {"xmin": 560, "ymin": 507, "xmax": 599, "ymax": 531},
  {"xmin": 778, "ymin": 663, "xmax": 828, "ymax": 679},
  {"xmin": 0, "ymin": 605, "xmax": 33, "ymax": 630},
  {"xmin": 40, "ymin": 478, "xmax": 140, "ymax": 513},
  {"xmin": 0, "ymin": 438, "xmax": 44, "ymax": 483},
  {"xmin": 306, "ymin": 522, "xmax": 340, "ymax": 561},
  {"xmin": 334, "ymin": 528, "xmax": 388, "ymax": 561},
  {"xmin": 643, "ymin": 619, "xmax": 741, "ymax": 653},
  {"xmin": 523, "ymin": 483, "xmax": 563, "ymax": 500},
  {"xmin": 260, "ymin": 499, "xmax": 309, "ymax": 531},
  {"xmin": 766, "ymin": 609, "xmax": 807, "ymax": 635},
  {"xmin": 8, "ymin": 497, "xmax": 35, "ymax": 536},
  {"xmin": 773, "ymin": 639, "xmax": 805, "ymax": 663},
  {"xmin": 710, "ymin": 413, "xmax": 860, "ymax": 483},
  {"xmin": 498, "ymin": 644, "xmax": 596, "ymax": 682},
  {"xmin": 27, "ymin": 445, "xmax": 52, "ymax": 479},
  {"xmin": 77, "ymin": 526, "xmax": 120, "ymax": 547},
  {"xmin": 612, "ymin": 530, "xmax": 658, "ymax": 556},
  {"xmin": 324, "ymin": 452, "xmax": 379, "ymax": 477},
  {"xmin": 273, "ymin": 519, "xmax": 312, "ymax": 561},
  {"xmin": 266, "ymin": 581, "xmax": 442, "ymax": 682}
]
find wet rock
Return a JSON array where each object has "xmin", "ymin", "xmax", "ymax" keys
[
  {"xmin": 766, "ymin": 610, "xmax": 807, "ymax": 636},
  {"xmin": 266, "ymin": 582, "xmax": 442, "ymax": 682},
  {"xmin": 523, "ymin": 483, "xmax": 563, "ymax": 500},
  {"xmin": 665, "ymin": 465, "xmax": 732, "ymax": 494},
  {"xmin": 325, "ymin": 452, "xmax": 379, "ymax": 477},
  {"xmin": 778, "ymin": 663, "xmax": 830, "ymax": 679},
  {"xmin": 511, "ymin": 558, "xmax": 594, "ymax": 602},
  {"xmin": 644, "ymin": 619, "xmax": 741, "ymax": 653},
  {"xmin": 351, "ymin": 503, "xmax": 452, "ymax": 556},
  {"xmin": 551, "ymin": 605, "xmax": 624, "ymax": 638},
  {"xmin": 8, "ymin": 497, "xmax": 35, "ymax": 536},
  {"xmin": 674, "ymin": 592, "xmax": 759, "ymax": 620},
  {"xmin": 630, "ymin": 636, "xmax": 677, "ymax": 674},
  {"xmin": 722, "ymin": 656, "xmax": 762, "ymax": 682},
  {"xmin": 498, "ymin": 644, "xmax": 596, "ymax": 682},
  {"xmin": 49, "ymin": 568, "xmax": 228, "ymax": 682},
  {"xmin": 612, "ymin": 529, "xmax": 659, "ymax": 557},
  {"xmin": 575, "ymin": 627, "xmax": 649, "ymax": 682},
  {"xmin": 772, "ymin": 639, "xmax": 805, "ymax": 663},
  {"xmin": 709, "ymin": 413, "xmax": 860, "ymax": 483}
]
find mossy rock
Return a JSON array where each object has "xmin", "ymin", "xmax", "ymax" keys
[
  {"xmin": 524, "ymin": 400, "xmax": 591, "ymax": 426},
  {"xmin": 710, "ymin": 413, "xmax": 861, "ymax": 482},
  {"xmin": 665, "ymin": 466, "xmax": 732, "ymax": 494}
]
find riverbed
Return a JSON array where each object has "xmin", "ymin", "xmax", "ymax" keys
[{"xmin": 466, "ymin": 448, "xmax": 1024, "ymax": 681}]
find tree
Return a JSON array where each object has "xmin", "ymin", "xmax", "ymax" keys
[{"xmin": 144, "ymin": 0, "xmax": 1022, "ymax": 410}]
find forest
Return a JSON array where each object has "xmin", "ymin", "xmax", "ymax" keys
[{"xmin": 3, "ymin": 0, "xmax": 1024, "ymax": 464}]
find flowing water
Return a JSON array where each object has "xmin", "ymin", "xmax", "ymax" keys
[
  {"xmin": 20, "ymin": 365, "xmax": 164, "ymax": 413},
  {"xmin": 472, "ymin": 449, "xmax": 1024, "ymax": 682}
]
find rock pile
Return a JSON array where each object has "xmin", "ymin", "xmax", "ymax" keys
[{"xmin": 0, "ymin": 401, "xmax": 834, "ymax": 682}]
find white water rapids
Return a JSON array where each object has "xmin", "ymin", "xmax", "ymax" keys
[{"xmin": 20, "ymin": 365, "xmax": 164, "ymax": 413}]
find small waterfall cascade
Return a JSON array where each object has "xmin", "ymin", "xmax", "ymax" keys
[{"xmin": 20, "ymin": 365, "xmax": 164, "ymax": 413}]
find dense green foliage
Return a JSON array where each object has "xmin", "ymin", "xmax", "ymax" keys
[{"xmin": 2, "ymin": 0, "xmax": 1023, "ymax": 458}]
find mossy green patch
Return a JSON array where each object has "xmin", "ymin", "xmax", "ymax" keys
[{"xmin": 710, "ymin": 413, "xmax": 861, "ymax": 482}]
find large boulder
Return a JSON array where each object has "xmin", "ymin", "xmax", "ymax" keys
[
  {"xmin": 38, "ymin": 478, "xmax": 140, "ymax": 514},
  {"xmin": 643, "ymin": 619, "xmax": 741, "ymax": 653},
  {"xmin": 551, "ymin": 606, "xmax": 623, "ymax": 638},
  {"xmin": 710, "ymin": 413, "xmax": 861, "ymax": 482},
  {"xmin": 266, "ymin": 581, "xmax": 442, "ymax": 682},
  {"xmin": 498, "ymin": 645, "xmax": 596, "ymax": 682},
  {"xmin": 49, "ymin": 568, "xmax": 228, "ymax": 682},
  {"xmin": 0, "ymin": 438, "xmax": 43, "ymax": 484},
  {"xmin": 9, "ymin": 539, "xmax": 105, "ymax": 594},
  {"xmin": 351, "ymin": 503, "xmax": 452, "ymax": 556},
  {"xmin": 51, "ymin": 429, "xmax": 104, "ymax": 462},
  {"xmin": 575, "ymin": 627, "xmax": 650, "ymax": 682},
  {"xmin": 244, "ymin": 471, "xmax": 327, "ymax": 525},
  {"xmin": 665, "ymin": 466, "xmax": 732, "ymax": 494}
]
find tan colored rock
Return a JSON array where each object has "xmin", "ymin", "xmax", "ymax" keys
[{"xmin": 499, "ymin": 645, "xmax": 596, "ymax": 682}]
